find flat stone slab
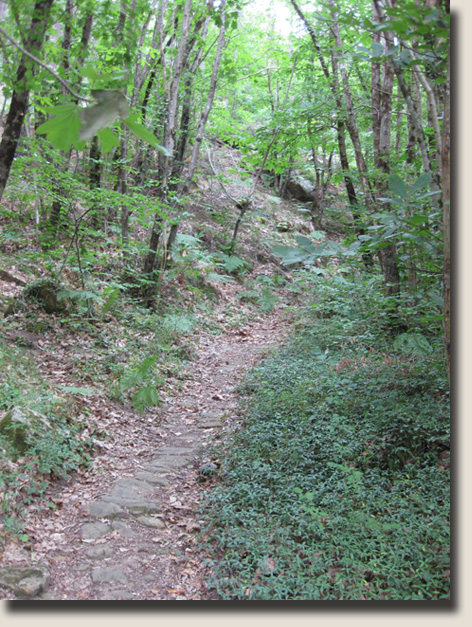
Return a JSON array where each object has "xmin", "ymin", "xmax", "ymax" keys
[
  {"xmin": 142, "ymin": 463, "xmax": 173, "ymax": 474},
  {"xmin": 135, "ymin": 471, "xmax": 169, "ymax": 486},
  {"xmin": 86, "ymin": 501, "xmax": 126, "ymax": 519},
  {"xmin": 91, "ymin": 567, "xmax": 127, "ymax": 584},
  {"xmin": 150, "ymin": 455, "xmax": 192, "ymax": 468},
  {"xmin": 102, "ymin": 589, "xmax": 135, "ymax": 600},
  {"xmin": 101, "ymin": 494, "xmax": 161, "ymax": 514},
  {"xmin": 112, "ymin": 477, "xmax": 154, "ymax": 492},
  {"xmin": 158, "ymin": 446, "xmax": 196, "ymax": 455},
  {"xmin": 81, "ymin": 521, "xmax": 112, "ymax": 540},
  {"xmin": 135, "ymin": 515, "xmax": 166, "ymax": 529},
  {"xmin": 85, "ymin": 546, "xmax": 114, "ymax": 560},
  {"xmin": 197, "ymin": 419, "xmax": 222, "ymax": 428}
]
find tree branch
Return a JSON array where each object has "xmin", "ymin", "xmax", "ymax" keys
[{"xmin": 0, "ymin": 26, "xmax": 91, "ymax": 103}]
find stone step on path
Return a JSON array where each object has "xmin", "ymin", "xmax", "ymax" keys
[{"xmin": 67, "ymin": 412, "xmax": 224, "ymax": 600}]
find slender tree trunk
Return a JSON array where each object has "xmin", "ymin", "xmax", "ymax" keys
[
  {"xmin": 442, "ymin": 47, "xmax": 450, "ymax": 379},
  {"xmin": 371, "ymin": 0, "xmax": 401, "ymax": 295},
  {"xmin": 182, "ymin": 2, "xmax": 228, "ymax": 195},
  {"xmin": 289, "ymin": 0, "xmax": 371, "ymax": 265},
  {"xmin": 0, "ymin": 0, "xmax": 54, "ymax": 201},
  {"xmin": 329, "ymin": 0, "xmax": 375, "ymax": 212},
  {"xmin": 89, "ymin": 136, "xmax": 102, "ymax": 229},
  {"xmin": 143, "ymin": 0, "xmax": 193, "ymax": 277}
]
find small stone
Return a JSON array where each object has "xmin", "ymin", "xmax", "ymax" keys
[
  {"xmin": 135, "ymin": 516, "xmax": 166, "ymax": 529},
  {"xmin": 91, "ymin": 567, "xmax": 127, "ymax": 584},
  {"xmin": 81, "ymin": 521, "xmax": 112, "ymax": 540},
  {"xmin": 198, "ymin": 462, "xmax": 218, "ymax": 476}
]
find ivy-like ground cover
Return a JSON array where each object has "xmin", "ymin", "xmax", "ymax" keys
[{"xmin": 201, "ymin": 274, "xmax": 450, "ymax": 600}]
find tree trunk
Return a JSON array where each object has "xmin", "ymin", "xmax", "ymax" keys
[
  {"xmin": 372, "ymin": 0, "xmax": 401, "ymax": 295},
  {"xmin": 89, "ymin": 136, "xmax": 102, "ymax": 229},
  {"xmin": 182, "ymin": 1, "xmax": 228, "ymax": 195},
  {"xmin": 328, "ymin": 0, "xmax": 375, "ymax": 212},
  {"xmin": 0, "ymin": 0, "xmax": 54, "ymax": 201},
  {"xmin": 143, "ymin": 0, "xmax": 193, "ymax": 278},
  {"xmin": 442, "ymin": 47, "xmax": 450, "ymax": 379}
]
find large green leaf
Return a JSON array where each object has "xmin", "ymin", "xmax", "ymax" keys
[
  {"xmin": 97, "ymin": 127, "xmax": 120, "ymax": 153},
  {"xmin": 36, "ymin": 104, "xmax": 84, "ymax": 151},
  {"xmin": 410, "ymin": 172, "xmax": 432, "ymax": 194},
  {"xmin": 272, "ymin": 245, "xmax": 314, "ymax": 265},
  {"xmin": 388, "ymin": 174, "xmax": 408, "ymax": 200}
]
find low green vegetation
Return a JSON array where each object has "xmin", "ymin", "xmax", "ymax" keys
[
  {"xmin": 0, "ymin": 339, "xmax": 95, "ymax": 541},
  {"xmin": 200, "ymin": 270, "xmax": 450, "ymax": 600}
]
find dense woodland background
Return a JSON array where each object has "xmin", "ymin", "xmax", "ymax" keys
[{"xmin": 0, "ymin": 0, "xmax": 450, "ymax": 600}]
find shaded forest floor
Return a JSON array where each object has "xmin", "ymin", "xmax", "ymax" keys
[
  {"xmin": 0, "ymin": 143, "xmax": 450, "ymax": 600},
  {"xmin": 0, "ymin": 284, "xmax": 291, "ymax": 600},
  {"xmin": 0, "ymin": 143, "xmax": 303, "ymax": 599}
]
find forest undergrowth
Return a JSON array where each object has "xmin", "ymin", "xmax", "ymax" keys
[{"xmin": 200, "ymin": 271, "xmax": 450, "ymax": 600}]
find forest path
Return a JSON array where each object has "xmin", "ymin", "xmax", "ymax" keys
[{"xmin": 0, "ymin": 302, "xmax": 291, "ymax": 600}]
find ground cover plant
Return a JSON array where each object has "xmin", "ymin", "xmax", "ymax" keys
[
  {"xmin": 200, "ymin": 271, "xmax": 450, "ymax": 600},
  {"xmin": 0, "ymin": 339, "xmax": 95, "ymax": 541}
]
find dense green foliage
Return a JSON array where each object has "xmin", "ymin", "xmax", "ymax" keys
[
  {"xmin": 201, "ymin": 272, "xmax": 450, "ymax": 600},
  {"xmin": 0, "ymin": 0, "xmax": 450, "ymax": 598}
]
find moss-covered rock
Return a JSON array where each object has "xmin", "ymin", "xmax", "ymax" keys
[
  {"xmin": 0, "ymin": 565, "xmax": 50, "ymax": 598},
  {"xmin": 0, "ymin": 294, "xmax": 16, "ymax": 317},
  {"xmin": 0, "ymin": 407, "xmax": 52, "ymax": 458}
]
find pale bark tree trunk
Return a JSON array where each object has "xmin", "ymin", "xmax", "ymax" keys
[
  {"xmin": 372, "ymin": 0, "xmax": 400, "ymax": 296},
  {"xmin": 328, "ymin": 0, "xmax": 375, "ymax": 213},
  {"xmin": 183, "ymin": 1, "xmax": 228, "ymax": 196},
  {"xmin": 0, "ymin": 0, "xmax": 54, "ymax": 201},
  {"xmin": 288, "ymin": 0, "xmax": 370, "ymax": 263},
  {"xmin": 143, "ymin": 0, "xmax": 193, "ymax": 277}
]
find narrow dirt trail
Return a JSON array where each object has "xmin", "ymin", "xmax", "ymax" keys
[{"xmin": 0, "ymin": 305, "xmax": 290, "ymax": 600}]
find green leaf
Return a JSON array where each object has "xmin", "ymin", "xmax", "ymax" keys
[
  {"xmin": 399, "ymin": 49, "xmax": 413, "ymax": 65},
  {"xmin": 57, "ymin": 289, "xmax": 99, "ymax": 301},
  {"xmin": 272, "ymin": 245, "xmax": 314, "ymax": 265},
  {"xmin": 123, "ymin": 114, "xmax": 170, "ymax": 155},
  {"xmin": 410, "ymin": 172, "xmax": 432, "ymax": 194},
  {"xmin": 59, "ymin": 386, "xmax": 97, "ymax": 396},
  {"xmin": 372, "ymin": 42, "xmax": 385, "ymax": 57},
  {"xmin": 388, "ymin": 174, "xmax": 408, "ymax": 200},
  {"xmin": 133, "ymin": 385, "xmax": 160, "ymax": 411},
  {"xmin": 36, "ymin": 104, "xmax": 83, "ymax": 151},
  {"xmin": 294, "ymin": 235, "xmax": 317, "ymax": 254},
  {"xmin": 97, "ymin": 127, "xmax": 120, "ymax": 153},
  {"xmin": 101, "ymin": 287, "xmax": 120, "ymax": 315}
]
